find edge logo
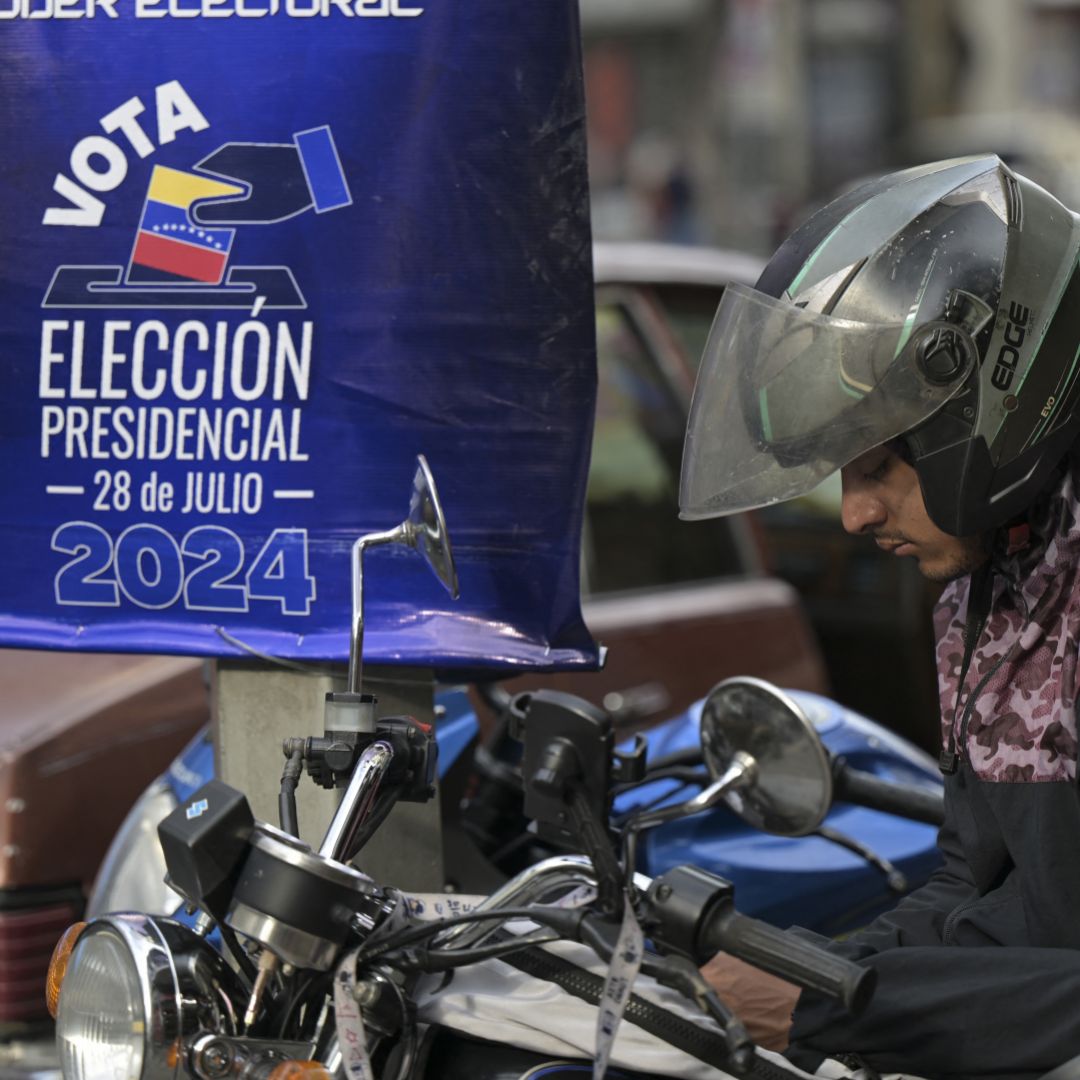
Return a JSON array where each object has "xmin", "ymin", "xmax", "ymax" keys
[{"xmin": 990, "ymin": 300, "xmax": 1031, "ymax": 392}]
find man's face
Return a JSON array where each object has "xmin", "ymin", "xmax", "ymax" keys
[{"xmin": 839, "ymin": 445, "xmax": 988, "ymax": 583}]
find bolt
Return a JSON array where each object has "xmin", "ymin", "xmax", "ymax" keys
[
  {"xmin": 198, "ymin": 1040, "xmax": 232, "ymax": 1078},
  {"xmin": 352, "ymin": 911, "xmax": 376, "ymax": 933},
  {"xmin": 655, "ymin": 884, "xmax": 672, "ymax": 902},
  {"xmin": 353, "ymin": 980, "xmax": 381, "ymax": 1007}
]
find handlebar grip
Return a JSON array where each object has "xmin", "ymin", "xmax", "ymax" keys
[
  {"xmin": 705, "ymin": 908, "xmax": 876, "ymax": 1015},
  {"xmin": 833, "ymin": 761, "xmax": 945, "ymax": 827}
]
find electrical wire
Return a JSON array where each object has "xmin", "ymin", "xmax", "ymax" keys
[
  {"xmin": 615, "ymin": 766, "xmax": 709, "ymax": 793},
  {"xmin": 385, "ymin": 927, "xmax": 559, "ymax": 973},
  {"xmin": 357, "ymin": 905, "xmax": 583, "ymax": 964},
  {"xmin": 612, "ymin": 776, "xmax": 708, "ymax": 825},
  {"xmin": 218, "ymin": 922, "xmax": 258, "ymax": 984},
  {"xmin": 383, "ymin": 968, "xmax": 419, "ymax": 1080},
  {"xmin": 274, "ymin": 971, "xmax": 327, "ymax": 1039}
]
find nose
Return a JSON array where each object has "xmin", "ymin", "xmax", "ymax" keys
[{"xmin": 840, "ymin": 466, "xmax": 888, "ymax": 535}]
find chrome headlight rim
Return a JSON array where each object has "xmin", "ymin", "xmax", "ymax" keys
[
  {"xmin": 59, "ymin": 914, "xmax": 245, "ymax": 1080},
  {"xmin": 58, "ymin": 914, "xmax": 181, "ymax": 1080}
]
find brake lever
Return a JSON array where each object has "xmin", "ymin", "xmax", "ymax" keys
[{"xmin": 578, "ymin": 913, "xmax": 756, "ymax": 1072}]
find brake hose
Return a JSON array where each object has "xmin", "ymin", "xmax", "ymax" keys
[{"xmin": 503, "ymin": 944, "xmax": 798, "ymax": 1080}]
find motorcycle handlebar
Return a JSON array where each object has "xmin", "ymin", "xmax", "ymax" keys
[
  {"xmin": 702, "ymin": 906, "xmax": 876, "ymax": 1015},
  {"xmin": 832, "ymin": 758, "xmax": 945, "ymax": 828},
  {"xmin": 648, "ymin": 865, "xmax": 875, "ymax": 1015},
  {"xmin": 433, "ymin": 856, "xmax": 877, "ymax": 1015}
]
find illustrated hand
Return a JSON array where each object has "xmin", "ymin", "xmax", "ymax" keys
[
  {"xmin": 193, "ymin": 127, "xmax": 351, "ymax": 226},
  {"xmin": 699, "ymin": 951, "xmax": 802, "ymax": 1051},
  {"xmin": 193, "ymin": 143, "xmax": 312, "ymax": 225}
]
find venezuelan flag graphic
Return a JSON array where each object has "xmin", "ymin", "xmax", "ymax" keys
[{"xmin": 126, "ymin": 166, "xmax": 246, "ymax": 286}]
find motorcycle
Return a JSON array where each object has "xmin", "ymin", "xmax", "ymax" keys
[
  {"xmin": 458, "ymin": 682, "xmax": 943, "ymax": 937},
  {"xmin": 49, "ymin": 457, "xmax": 944, "ymax": 1080},
  {"xmin": 90, "ymin": 671, "xmax": 945, "ymax": 939}
]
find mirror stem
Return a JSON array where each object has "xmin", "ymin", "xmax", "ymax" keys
[
  {"xmin": 347, "ymin": 525, "xmax": 411, "ymax": 695},
  {"xmin": 701, "ymin": 751, "xmax": 758, "ymax": 809},
  {"xmin": 628, "ymin": 751, "xmax": 757, "ymax": 833},
  {"xmin": 623, "ymin": 752, "xmax": 758, "ymax": 888}
]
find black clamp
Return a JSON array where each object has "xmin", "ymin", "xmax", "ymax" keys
[{"xmin": 296, "ymin": 714, "xmax": 437, "ymax": 803}]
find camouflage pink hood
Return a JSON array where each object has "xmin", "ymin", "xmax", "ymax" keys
[
  {"xmin": 793, "ymin": 450, "xmax": 1080, "ymax": 1078},
  {"xmin": 934, "ymin": 451, "xmax": 1080, "ymax": 782}
]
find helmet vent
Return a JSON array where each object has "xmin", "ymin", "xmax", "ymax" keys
[
  {"xmin": 1003, "ymin": 171, "xmax": 1023, "ymax": 229},
  {"xmin": 913, "ymin": 324, "xmax": 976, "ymax": 386}
]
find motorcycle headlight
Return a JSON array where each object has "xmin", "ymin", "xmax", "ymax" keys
[
  {"xmin": 56, "ymin": 915, "xmax": 243, "ymax": 1080},
  {"xmin": 88, "ymin": 778, "xmax": 183, "ymax": 918},
  {"xmin": 56, "ymin": 920, "xmax": 148, "ymax": 1079}
]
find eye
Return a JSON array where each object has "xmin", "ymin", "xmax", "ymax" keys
[{"xmin": 863, "ymin": 457, "xmax": 890, "ymax": 483}]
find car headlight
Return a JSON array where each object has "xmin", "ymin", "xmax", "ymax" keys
[
  {"xmin": 55, "ymin": 915, "xmax": 244, "ymax": 1080},
  {"xmin": 88, "ymin": 778, "xmax": 183, "ymax": 918}
]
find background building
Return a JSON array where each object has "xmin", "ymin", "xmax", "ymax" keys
[{"xmin": 581, "ymin": 0, "xmax": 1080, "ymax": 253}]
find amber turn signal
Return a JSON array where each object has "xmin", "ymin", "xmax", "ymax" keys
[
  {"xmin": 266, "ymin": 1063, "xmax": 333, "ymax": 1080},
  {"xmin": 45, "ymin": 921, "xmax": 87, "ymax": 1019}
]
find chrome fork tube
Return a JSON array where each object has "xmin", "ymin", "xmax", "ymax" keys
[{"xmin": 319, "ymin": 741, "xmax": 395, "ymax": 863}]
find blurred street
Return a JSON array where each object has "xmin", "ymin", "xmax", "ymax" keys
[
  {"xmin": 582, "ymin": 0, "xmax": 1080, "ymax": 253},
  {"xmin": 0, "ymin": 1038, "xmax": 58, "ymax": 1080}
]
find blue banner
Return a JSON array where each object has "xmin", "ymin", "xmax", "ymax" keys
[{"xmin": 0, "ymin": 3, "xmax": 600, "ymax": 675}]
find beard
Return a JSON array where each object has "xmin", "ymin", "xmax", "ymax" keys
[{"xmin": 918, "ymin": 531, "xmax": 992, "ymax": 583}]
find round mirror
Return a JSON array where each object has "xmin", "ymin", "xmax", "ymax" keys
[
  {"xmin": 700, "ymin": 677, "xmax": 832, "ymax": 836},
  {"xmin": 408, "ymin": 455, "xmax": 459, "ymax": 599}
]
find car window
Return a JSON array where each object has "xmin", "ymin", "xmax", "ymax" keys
[
  {"xmin": 584, "ymin": 299, "xmax": 747, "ymax": 597},
  {"xmin": 650, "ymin": 282, "xmax": 726, "ymax": 375}
]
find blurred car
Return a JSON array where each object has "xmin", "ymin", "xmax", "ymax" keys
[
  {"xmin": 0, "ymin": 241, "xmax": 831, "ymax": 1039},
  {"xmin": 495, "ymin": 241, "xmax": 828, "ymax": 729},
  {"xmin": 0, "ymin": 651, "xmax": 206, "ymax": 1041}
]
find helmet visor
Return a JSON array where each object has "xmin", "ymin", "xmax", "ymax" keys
[{"xmin": 679, "ymin": 283, "xmax": 964, "ymax": 520}]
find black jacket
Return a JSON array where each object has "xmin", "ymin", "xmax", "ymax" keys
[
  {"xmin": 788, "ymin": 766, "xmax": 1080, "ymax": 1079},
  {"xmin": 789, "ymin": 459, "xmax": 1080, "ymax": 1079}
]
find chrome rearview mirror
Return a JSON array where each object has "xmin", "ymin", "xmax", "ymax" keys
[
  {"xmin": 700, "ymin": 676, "xmax": 832, "ymax": 837},
  {"xmin": 406, "ymin": 454, "xmax": 459, "ymax": 601},
  {"xmin": 308, "ymin": 456, "xmax": 457, "ymax": 870},
  {"xmin": 347, "ymin": 454, "xmax": 459, "ymax": 696}
]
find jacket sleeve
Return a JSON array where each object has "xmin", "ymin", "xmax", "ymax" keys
[
  {"xmin": 789, "ymin": 944, "xmax": 1080, "ymax": 1078},
  {"xmin": 802, "ymin": 793, "xmax": 974, "ymax": 956},
  {"xmin": 786, "ymin": 783, "xmax": 975, "ymax": 1059}
]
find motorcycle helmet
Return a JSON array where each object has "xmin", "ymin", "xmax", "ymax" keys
[{"xmin": 679, "ymin": 156, "xmax": 1080, "ymax": 535}]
